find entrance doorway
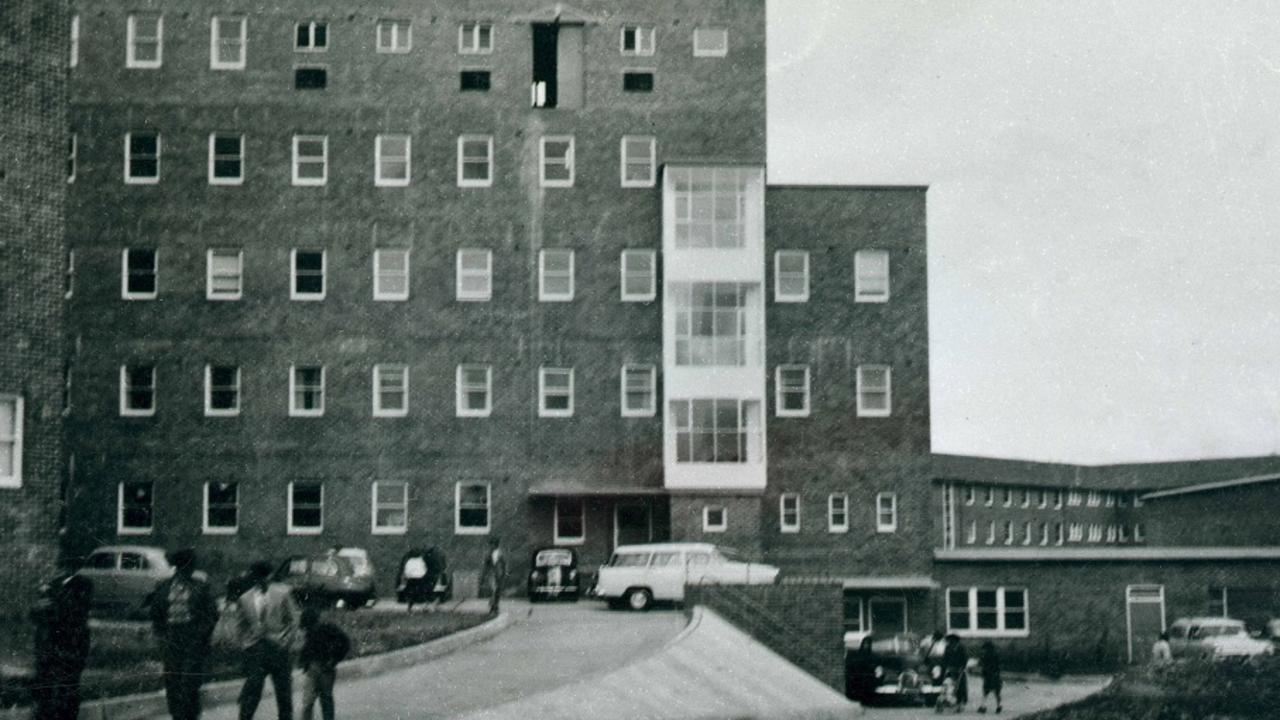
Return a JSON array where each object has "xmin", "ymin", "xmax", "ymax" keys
[
  {"xmin": 614, "ymin": 502, "xmax": 652, "ymax": 547},
  {"xmin": 869, "ymin": 597, "xmax": 908, "ymax": 634},
  {"xmin": 1126, "ymin": 584, "xmax": 1166, "ymax": 663}
]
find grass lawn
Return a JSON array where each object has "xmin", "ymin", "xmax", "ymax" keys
[{"xmin": 0, "ymin": 609, "xmax": 488, "ymax": 709}]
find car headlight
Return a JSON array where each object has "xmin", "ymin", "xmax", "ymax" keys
[{"xmin": 874, "ymin": 666, "xmax": 884, "ymax": 679}]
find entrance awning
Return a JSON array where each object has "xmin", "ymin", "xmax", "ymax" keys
[
  {"xmin": 528, "ymin": 480, "xmax": 667, "ymax": 497},
  {"xmin": 841, "ymin": 575, "xmax": 939, "ymax": 590}
]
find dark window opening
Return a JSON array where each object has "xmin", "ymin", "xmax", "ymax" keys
[
  {"xmin": 532, "ymin": 24, "xmax": 558, "ymax": 107},
  {"xmin": 530, "ymin": 23, "xmax": 583, "ymax": 109},
  {"xmin": 460, "ymin": 70, "xmax": 491, "ymax": 91},
  {"xmin": 623, "ymin": 71, "xmax": 654, "ymax": 93},
  {"xmin": 295, "ymin": 67, "xmax": 327, "ymax": 90}
]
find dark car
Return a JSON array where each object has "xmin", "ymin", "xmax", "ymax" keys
[
  {"xmin": 395, "ymin": 547, "xmax": 453, "ymax": 605},
  {"xmin": 845, "ymin": 633, "xmax": 945, "ymax": 706},
  {"xmin": 276, "ymin": 553, "xmax": 376, "ymax": 609},
  {"xmin": 527, "ymin": 547, "xmax": 580, "ymax": 601}
]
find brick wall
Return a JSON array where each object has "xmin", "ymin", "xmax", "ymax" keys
[
  {"xmin": 668, "ymin": 495, "xmax": 763, "ymax": 556},
  {"xmin": 1142, "ymin": 483, "xmax": 1280, "ymax": 546}
]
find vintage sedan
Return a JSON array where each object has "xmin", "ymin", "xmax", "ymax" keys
[
  {"xmin": 845, "ymin": 633, "xmax": 944, "ymax": 706},
  {"xmin": 527, "ymin": 547, "xmax": 580, "ymax": 601},
  {"xmin": 1168, "ymin": 617, "xmax": 1274, "ymax": 659},
  {"xmin": 76, "ymin": 545, "xmax": 175, "ymax": 617},
  {"xmin": 276, "ymin": 553, "xmax": 376, "ymax": 609},
  {"xmin": 592, "ymin": 543, "xmax": 780, "ymax": 611}
]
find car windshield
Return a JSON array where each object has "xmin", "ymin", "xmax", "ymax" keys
[
  {"xmin": 535, "ymin": 549, "xmax": 573, "ymax": 566},
  {"xmin": 609, "ymin": 552, "xmax": 650, "ymax": 567},
  {"xmin": 1197, "ymin": 625, "xmax": 1242, "ymax": 638}
]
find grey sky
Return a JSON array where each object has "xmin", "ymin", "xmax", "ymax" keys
[{"xmin": 767, "ymin": 0, "xmax": 1280, "ymax": 463}]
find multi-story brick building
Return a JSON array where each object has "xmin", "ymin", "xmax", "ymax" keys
[{"xmin": 0, "ymin": 0, "xmax": 70, "ymax": 615}]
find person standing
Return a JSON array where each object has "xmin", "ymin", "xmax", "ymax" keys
[
  {"xmin": 233, "ymin": 560, "xmax": 301, "ymax": 720},
  {"xmin": 479, "ymin": 537, "xmax": 506, "ymax": 615},
  {"xmin": 149, "ymin": 549, "xmax": 218, "ymax": 720},
  {"xmin": 298, "ymin": 608, "xmax": 351, "ymax": 720},
  {"xmin": 1151, "ymin": 632, "xmax": 1173, "ymax": 663},
  {"xmin": 976, "ymin": 640, "xmax": 1003, "ymax": 714},
  {"xmin": 942, "ymin": 633, "xmax": 970, "ymax": 712},
  {"xmin": 29, "ymin": 556, "xmax": 94, "ymax": 720},
  {"xmin": 396, "ymin": 548, "xmax": 430, "ymax": 613}
]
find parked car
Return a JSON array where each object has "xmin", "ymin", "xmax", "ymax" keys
[
  {"xmin": 1168, "ymin": 617, "xmax": 1275, "ymax": 659},
  {"xmin": 335, "ymin": 547, "xmax": 377, "ymax": 600},
  {"xmin": 394, "ymin": 547, "xmax": 453, "ymax": 605},
  {"xmin": 76, "ymin": 545, "xmax": 175, "ymax": 617},
  {"xmin": 527, "ymin": 547, "xmax": 580, "ymax": 601},
  {"xmin": 845, "ymin": 633, "xmax": 945, "ymax": 706},
  {"xmin": 275, "ymin": 553, "xmax": 376, "ymax": 609},
  {"xmin": 591, "ymin": 542, "xmax": 780, "ymax": 611}
]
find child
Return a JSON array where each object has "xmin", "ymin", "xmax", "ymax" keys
[
  {"xmin": 299, "ymin": 608, "xmax": 352, "ymax": 720},
  {"xmin": 977, "ymin": 640, "xmax": 1002, "ymax": 714}
]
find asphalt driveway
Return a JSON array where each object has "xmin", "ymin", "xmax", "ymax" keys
[{"xmin": 855, "ymin": 675, "xmax": 1108, "ymax": 719}]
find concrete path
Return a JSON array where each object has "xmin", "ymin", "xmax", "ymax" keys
[{"xmin": 859, "ymin": 675, "xmax": 1109, "ymax": 719}]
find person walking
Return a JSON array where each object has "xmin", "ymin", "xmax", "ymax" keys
[
  {"xmin": 479, "ymin": 537, "xmax": 507, "ymax": 615},
  {"xmin": 942, "ymin": 633, "xmax": 970, "ymax": 712},
  {"xmin": 148, "ymin": 549, "xmax": 218, "ymax": 720},
  {"xmin": 233, "ymin": 560, "xmax": 301, "ymax": 720},
  {"xmin": 29, "ymin": 556, "xmax": 93, "ymax": 720},
  {"xmin": 976, "ymin": 640, "xmax": 1003, "ymax": 714},
  {"xmin": 298, "ymin": 608, "xmax": 351, "ymax": 720},
  {"xmin": 396, "ymin": 548, "xmax": 430, "ymax": 613}
]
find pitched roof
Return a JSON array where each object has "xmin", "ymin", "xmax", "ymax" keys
[
  {"xmin": 933, "ymin": 453, "xmax": 1280, "ymax": 491},
  {"xmin": 1140, "ymin": 473, "xmax": 1280, "ymax": 501}
]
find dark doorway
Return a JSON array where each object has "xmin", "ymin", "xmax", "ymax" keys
[
  {"xmin": 532, "ymin": 24, "xmax": 558, "ymax": 107},
  {"xmin": 614, "ymin": 502, "xmax": 652, "ymax": 547}
]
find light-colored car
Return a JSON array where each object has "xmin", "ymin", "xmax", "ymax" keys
[
  {"xmin": 1168, "ymin": 617, "xmax": 1275, "ymax": 659},
  {"xmin": 592, "ymin": 542, "xmax": 780, "ymax": 611},
  {"xmin": 76, "ymin": 545, "xmax": 175, "ymax": 616}
]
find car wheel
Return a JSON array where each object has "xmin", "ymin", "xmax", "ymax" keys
[{"xmin": 626, "ymin": 588, "xmax": 652, "ymax": 611}]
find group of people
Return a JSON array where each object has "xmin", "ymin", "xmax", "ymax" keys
[{"xmin": 923, "ymin": 632, "xmax": 1004, "ymax": 714}]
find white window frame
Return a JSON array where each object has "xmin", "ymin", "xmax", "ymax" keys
[
  {"xmin": 945, "ymin": 587, "xmax": 1030, "ymax": 638},
  {"xmin": 64, "ymin": 250, "xmax": 74, "ymax": 299},
  {"xmin": 291, "ymin": 135, "xmax": 328, "ymax": 186},
  {"xmin": 456, "ymin": 249, "xmax": 493, "ymax": 302},
  {"xmin": 455, "ymin": 364, "xmax": 492, "ymax": 418},
  {"xmin": 295, "ymin": 21, "xmax": 328, "ymax": 52},
  {"xmin": 290, "ymin": 249, "xmax": 326, "ymax": 301},
  {"xmin": 117, "ymin": 481, "xmax": 154, "ymax": 535},
  {"xmin": 1054, "ymin": 490, "xmax": 1064, "ymax": 509},
  {"xmin": 620, "ymin": 25, "xmax": 656, "ymax": 56},
  {"xmin": 0, "ymin": 395, "xmax": 24, "ymax": 488},
  {"xmin": 206, "ymin": 249, "xmax": 243, "ymax": 301},
  {"xmin": 702, "ymin": 505, "xmax": 727, "ymax": 533},
  {"xmin": 773, "ymin": 250, "xmax": 810, "ymax": 302},
  {"xmin": 371, "ymin": 480, "xmax": 409, "ymax": 535},
  {"xmin": 986, "ymin": 521, "xmax": 996, "ymax": 545},
  {"xmin": 779, "ymin": 493, "xmax": 800, "ymax": 533},
  {"xmin": 539, "ymin": 136, "xmax": 575, "ymax": 188},
  {"xmin": 207, "ymin": 133, "xmax": 245, "ymax": 186},
  {"xmin": 204, "ymin": 365, "xmax": 241, "ymax": 417},
  {"xmin": 1038, "ymin": 489, "xmax": 1048, "ymax": 509},
  {"xmin": 854, "ymin": 249, "xmax": 890, "ymax": 302},
  {"xmin": 124, "ymin": 131, "xmax": 160, "ymax": 184},
  {"xmin": 964, "ymin": 486, "xmax": 976, "ymax": 506},
  {"xmin": 1021, "ymin": 489, "xmax": 1031, "ymax": 508},
  {"xmin": 372, "ymin": 364, "xmax": 409, "ymax": 418},
  {"xmin": 692, "ymin": 27, "xmax": 728, "ymax": 58},
  {"xmin": 1041, "ymin": 522, "xmax": 1051, "ymax": 546},
  {"xmin": 376, "ymin": 19, "xmax": 412, "ymax": 53},
  {"xmin": 876, "ymin": 492, "xmax": 898, "ymax": 532},
  {"xmin": 70, "ymin": 15, "xmax": 79, "ymax": 69},
  {"xmin": 1003, "ymin": 520, "xmax": 1015, "ymax": 545},
  {"xmin": 210, "ymin": 16, "xmax": 247, "ymax": 70},
  {"xmin": 1056, "ymin": 522, "xmax": 1065, "ymax": 546},
  {"xmin": 458, "ymin": 22, "xmax": 494, "ymax": 54},
  {"xmin": 553, "ymin": 497, "xmax": 586, "ymax": 545},
  {"xmin": 121, "ymin": 248, "xmax": 158, "ymax": 300},
  {"xmin": 67, "ymin": 133, "xmax": 77, "ymax": 184},
  {"xmin": 775, "ymin": 365, "xmax": 811, "ymax": 418},
  {"xmin": 288, "ymin": 365, "xmax": 325, "ymax": 417},
  {"xmin": 538, "ymin": 249, "xmax": 575, "ymax": 301},
  {"xmin": 1022, "ymin": 521, "xmax": 1034, "ymax": 546},
  {"xmin": 1003, "ymin": 488, "xmax": 1014, "ymax": 508},
  {"xmin": 828, "ymin": 493, "xmax": 849, "ymax": 533},
  {"xmin": 985, "ymin": 487, "xmax": 995, "ymax": 507},
  {"xmin": 374, "ymin": 134, "xmax": 411, "ymax": 187},
  {"xmin": 538, "ymin": 367, "xmax": 575, "ymax": 418},
  {"xmin": 856, "ymin": 365, "xmax": 892, "ymax": 417},
  {"xmin": 373, "ymin": 248, "xmax": 410, "ymax": 301},
  {"xmin": 620, "ymin": 249, "xmax": 656, "ymax": 302},
  {"xmin": 126, "ymin": 13, "xmax": 163, "ymax": 69},
  {"xmin": 202, "ymin": 481, "xmax": 239, "ymax": 535},
  {"xmin": 965, "ymin": 521, "xmax": 977, "ymax": 544},
  {"xmin": 620, "ymin": 135, "xmax": 657, "ymax": 188},
  {"xmin": 1087, "ymin": 490, "xmax": 1102, "ymax": 507},
  {"xmin": 456, "ymin": 135, "xmax": 494, "ymax": 188},
  {"xmin": 287, "ymin": 481, "xmax": 324, "ymax": 535},
  {"xmin": 620, "ymin": 364, "xmax": 656, "ymax": 418},
  {"xmin": 455, "ymin": 481, "xmax": 491, "ymax": 534},
  {"xmin": 119, "ymin": 365, "xmax": 156, "ymax": 417}
]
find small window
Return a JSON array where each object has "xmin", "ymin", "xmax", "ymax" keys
[
  {"xmin": 876, "ymin": 492, "xmax": 897, "ymax": 533},
  {"xmin": 1055, "ymin": 523, "xmax": 1064, "ymax": 545},
  {"xmin": 291, "ymin": 249, "xmax": 326, "ymax": 300},
  {"xmin": 828, "ymin": 494, "xmax": 849, "ymax": 533},
  {"xmin": 456, "ymin": 249, "xmax": 493, "ymax": 301},
  {"xmin": 1040, "ymin": 523, "xmax": 1051, "ymax": 546},
  {"xmin": 538, "ymin": 249, "xmax": 575, "ymax": 301},
  {"xmin": 965, "ymin": 521, "xmax": 977, "ymax": 544},
  {"xmin": 207, "ymin": 249, "xmax": 243, "ymax": 300},
  {"xmin": 121, "ymin": 248, "xmax": 157, "ymax": 299},
  {"xmin": 622, "ymin": 71, "xmax": 654, "ymax": 93},
  {"xmin": 70, "ymin": 15, "xmax": 79, "ymax": 69},
  {"xmin": 703, "ymin": 505, "xmax": 727, "ymax": 533},
  {"xmin": 67, "ymin": 133, "xmax": 76, "ymax": 183},
  {"xmin": 456, "ymin": 482, "xmax": 491, "ymax": 533},
  {"xmin": 620, "ymin": 136, "xmax": 656, "ymax": 188},
  {"xmin": 855, "ymin": 250, "xmax": 890, "ymax": 302},
  {"xmin": 119, "ymin": 365, "xmax": 156, "ymax": 417},
  {"xmin": 538, "ymin": 367, "xmax": 574, "ymax": 418},
  {"xmin": 296, "ymin": 21, "xmax": 328, "ymax": 51},
  {"xmin": 376, "ymin": 19, "xmax": 412, "ymax": 53},
  {"xmin": 692, "ymin": 27, "xmax": 728, "ymax": 58},
  {"xmin": 620, "ymin": 364, "xmax": 656, "ymax": 417},
  {"xmin": 203, "ymin": 481, "xmax": 238, "ymax": 534},
  {"xmin": 372, "ymin": 481, "xmax": 409, "ymax": 534},
  {"xmin": 460, "ymin": 70, "xmax": 491, "ymax": 91},
  {"xmin": 124, "ymin": 132, "xmax": 160, "ymax": 184},
  {"xmin": 856, "ymin": 365, "xmax": 892, "ymax": 417},
  {"xmin": 372, "ymin": 364, "xmax": 408, "ymax": 417},
  {"xmin": 456, "ymin": 364, "xmax": 492, "ymax": 417},
  {"xmin": 118, "ymin": 481, "xmax": 154, "ymax": 534},
  {"xmin": 774, "ymin": 251, "xmax": 809, "ymax": 302},
  {"xmin": 985, "ymin": 487, "xmax": 995, "ymax": 507},
  {"xmin": 621, "ymin": 26, "xmax": 655, "ymax": 56},
  {"xmin": 779, "ymin": 493, "xmax": 800, "ymax": 533},
  {"xmin": 1003, "ymin": 520, "xmax": 1015, "ymax": 545},
  {"xmin": 375, "ymin": 134, "xmax": 411, "ymax": 187},
  {"xmin": 208, "ymin": 133, "xmax": 244, "ymax": 185},
  {"xmin": 0, "ymin": 396, "xmax": 23, "ymax": 488},
  {"xmin": 1003, "ymin": 488, "xmax": 1014, "ymax": 507},
  {"xmin": 964, "ymin": 486, "xmax": 976, "ymax": 506},
  {"xmin": 1054, "ymin": 490, "xmax": 1064, "ymax": 509},
  {"xmin": 205, "ymin": 365, "xmax": 240, "ymax": 416},
  {"xmin": 554, "ymin": 497, "xmax": 585, "ymax": 544},
  {"xmin": 1067, "ymin": 491, "xmax": 1082, "ymax": 507},
  {"xmin": 1023, "ymin": 521, "xmax": 1034, "ymax": 545},
  {"xmin": 775, "ymin": 365, "xmax": 810, "ymax": 417},
  {"xmin": 289, "ymin": 366, "xmax": 325, "ymax": 417},
  {"xmin": 1037, "ymin": 490, "xmax": 1048, "ymax": 509},
  {"xmin": 986, "ymin": 521, "xmax": 996, "ymax": 545},
  {"xmin": 288, "ymin": 482, "xmax": 324, "ymax": 534},
  {"xmin": 64, "ymin": 250, "xmax": 74, "ymax": 299},
  {"xmin": 126, "ymin": 13, "xmax": 163, "ymax": 68},
  {"xmin": 373, "ymin": 249, "xmax": 410, "ymax": 301},
  {"xmin": 294, "ymin": 66, "xmax": 327, "ymax": 90},
  {"xmin": 457, "ymin": 135, "xmax": 494, "ymax": 188},
  {"xmin": 620, "ymin": 249, "xmax": 656, "ymax": 301},
  {"xmin": 292, "ymin": 135, "xmax": 328, "ymax": 185},
  {"xmin": 458, "ymin": 22, "xmax": 493, "ymax": 54},
  {"xmin": 210, "ymin": 16, "xmax": 246, "ymax": 70},
  {"xmin": 1087, "ymin": 490, "xmax": 1102, "ymax": 507},
  {"xmin": 540, "ymin": 136, "xmax": 575, "ymax": 187}
]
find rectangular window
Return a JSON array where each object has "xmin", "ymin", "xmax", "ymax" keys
[
  {"xmin": 1067, "ymin": 491, "xmax": 1082, "ymax": 507},
  {"xmin": 288, "ymin": 482, "xmax": 323, "ymax": 534},
  {"xmin": 457, "ymin": 135, "xmax": 493, "ymax": 187},
  {"xmin": 1021, "ymin": 490, "xmax": 1031, "ymax": 508},
  {"xmin": 620, "ymin": 364, "xmax": 656, "ymax": 417},
  {"xmin": 774, "ymin": 250, "xmax": 809, "ymax": 302},
  {"xmin": 119, "ymin": 365, "xmax": 156, "ymax": 417},
  {"xmin": 1104, "ymin": 492, "xmax": 1115, "ymax": 507},
  {"xmin": 779, "ymin": 493, "xmax": 800, "ymax": 533},
  {"xmin": 1041, "ymin": 522, "xmax": 1051, "ymax": 546},
  {"xmin": 703, "ymin": 505, "xmax": 727, "ymax": 533},
  {"xmin": 291, "ymin": 249, "xmax": 326, "ymax": 300},
  {"xmin": 70, "ymin": 15, "xmax": 79, "ymax": 69},
  {"xmin": 775, "ymin": 365, "xmax": 810, "ymax": 417},
  {"xmin": 372, "ymin": 481, "xmax": 408, "ymax": 534},
  {"xmin": 671, "ymin": 399, "xmax": 762, "ymax": 464},
  {"xmin": 964, "ymin": 486, "xmax": 976, "ymax": 506},
  {"xmin": 828, "ymin": 494, "xmax": 849, "ymax": 533},
  {"xmin": 210, "ymin": 16, "xmax": 246, "ymax": 70},
  {"xmin": 620, "ymin": 249, "xmax": 656, "ymax": 301},
  {"xmin": 538, "ymin": 249, "xmax": 574, "ymax": 301},
  {"xmin": 856, "ymin": 365, "xmax": 892, "ymax": 417},
  {"xmin": 206, "ymin": 249, "xmax": 243, "ymax": 300},
  {"xmin": 1087, "ymin": 490, "xmax": 1102, "ymax": 507},
  {"xmin": 456, "ymin": 249, "xmax": 493, "ymax": 301},
  {"xmin": 294, "ymin": 66, "xmax": 327, "ymax": 90},
  {"xmin": 0, "ymin": 396, "xmax": 23, "ymax": 488},
  {"xmin": 64, "ymin": 250, "xmax": 74, "ymax": 299},
  {"xmin": 67, "ymin": 133, "xmax": 76, "ymax": 183},
  {"xmin": 620, "ymin": 26, "xmax": 656, "ymax": 55},
  {"xmin": 126, "ymin": 13, "xmax": 163, "ymax": 68},
  {"xmin": 965, "ymin": 521, "xmax": 977, "ymax": 544},
  {"xmin": 947, "ymin": 587, "xmax": 1029, "ymax": 637},
  {"xmin": 692, "ymin": 27, "xmax": 728, "ymax": 57},
  {"xmin": 208, "ymin": 133, "xmax": 244, "ymax": 185},
  {"xmin": 985, "ymin": 487, "xmax": 995, "ymax": 507},
  {"xmin": 1068, "ymin": 523, "xmax": 1083, "ymax": 542},
  {"xmin": 1023, "ymin": 521, "xmax": 1034, "ymax": 545},
  {"xmin": 205, "ymin": 365, "xmax": 240, "ymax": 416},
  {"xmin": 1003, "ymin": 488, "xmax": 1014, "ymax": 507},
  {"xmin": 538, "ymin": 367, "xmax": 574, "ymax": 418},
  {"xmin": 374, "ymin": 134, "xmax": 411, "ymax": 186},
  {"xmin": 986, "ymin": 521, "xmax": 996, "ymax": 545},
  {"xmin": 554, "ymin": 497, "xmax": 585, "ymax": 544},
  {"xmin": 289, "ymin": 366, "xmax": 325, "ymax": 417},
  {"xmin": 121, "ymin": 248, "xmax": 157, "ymax": 299},
  {"xmin": 296, "ymin": 21, "xmax": 328, "ymax": 51},
  {"xmin": 854, "ymin": 249, "xmax": 890, "ymax": 302},
  {"xmin": 455, "ymin": 482, "xmax": 490, "ymax": 533},
  {"xmin": 672, "ymin": 282, "xmax": 756, "ymax": 367},
  {"xmin": 376, "ymin": 19, "xmax": 412, "ymax": 53},
  {"xmin": 622, "ymin": 70, "xmax": 655, "ymax": 93},
  {"xmin": 1038, "ymin": 490, "xmax": 1048, "ymax": 509},
  {"xmin": 458, "ymin": 22, "xmax": 493, "ymax": 54},
  {"xmin": 373, "ymin": 249, "xmax": 410, "ymax": 301},
  {"xmin": 1088, "ymin": 524, "xmax": 1103, "ymax": 542},
  {"xmin": 460, "ymin": 70, "xmax": 491, "ymax": 91},
  {"xmin": 1055, "ymin": 490, "xmax": 1064, "ymax": 509},
  {"xmin": 620, "ymin": 136, "xmax": 656, "ymax": 188},
  {"xmin": 670, "ymin": 167, "xmax": 752, "ymax": 249},
  {"xmin": 876, "ymin": 492, "xmax": 897, "ymax": 532},
  {"xmin": 124, "ymin": 131, "xmax": 160, "ymax": 184},
  {"xmin": 292, "ymin": 135, "xmax": 328, "ymax": 186},
  {"xmin": 372, "ymin": 364, "xmax": 408, "ymax": 417},
  {"xmin": 540, "ymin": 136, "xmax": 575, "ymax": 187},
  {"xmin": 118, "ymin": 481, "xmax": 154, "ymax": 534},
  {"xmin": 1055, "ymin": 522, "xmax": 1064, "ymax": 545},
  {"xmin": 456, "ymin": 364, "xmax": 492, "ymax": 417},
  {"xmin": 203, "ymin": 481, "xmax": 238, "ymax": 534}
]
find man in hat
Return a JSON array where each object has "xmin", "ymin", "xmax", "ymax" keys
[
  {"xmin": 233, "ymin": 560, "xmax": 301, "ymax": 720},
  {"xmin": 149, "ymin": 548, "xmax": 218, "ymax": 720}
]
